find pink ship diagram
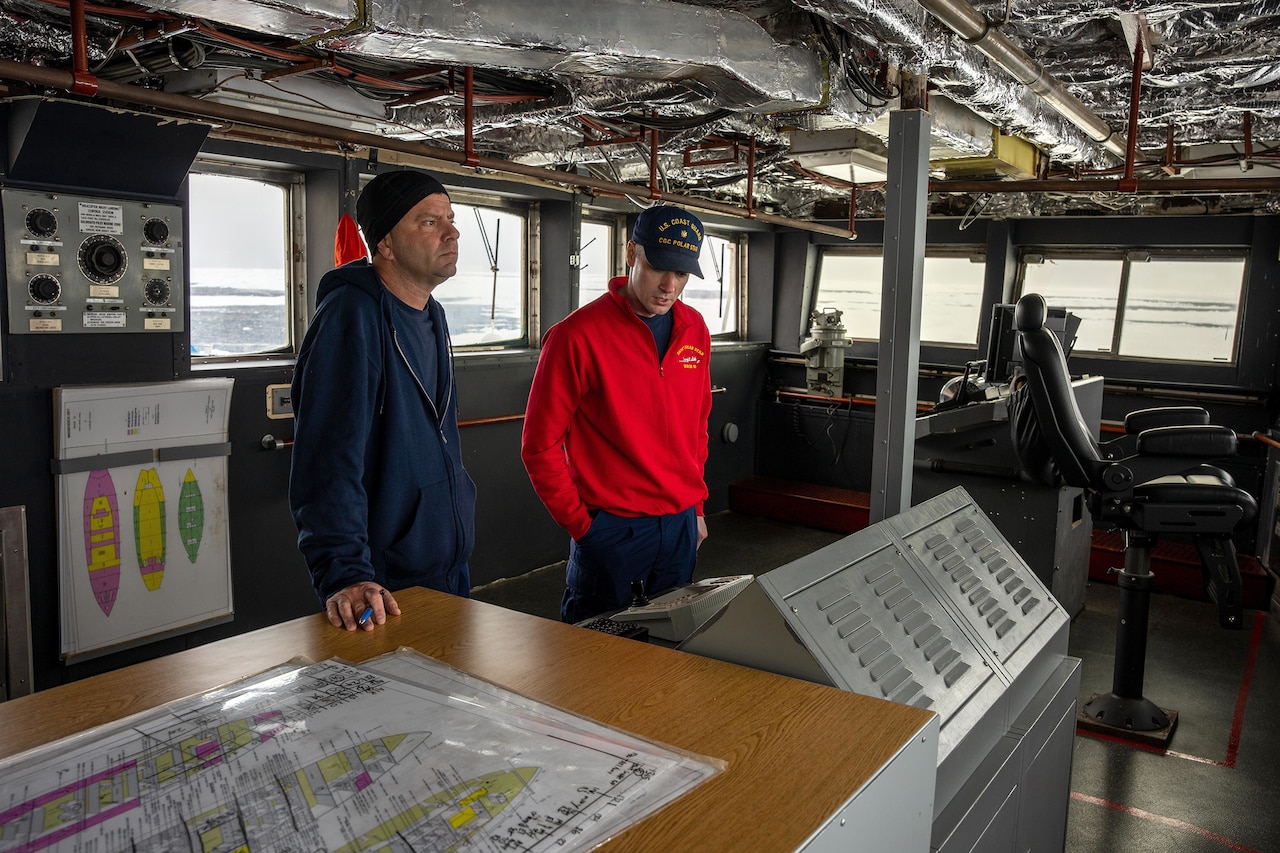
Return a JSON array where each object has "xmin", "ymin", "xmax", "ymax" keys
[{"xmin": 82, "ymin": 470, "xmax": 121, "ymax": 617}]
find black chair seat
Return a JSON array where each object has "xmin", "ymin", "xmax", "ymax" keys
[
  {"xmin": 1136, "ymin": 469, "xmax": 1259, "ymax": 516},
  {"xmin": 1012, "ymin": 292, "xmax": 1256, "ymax": 545}
]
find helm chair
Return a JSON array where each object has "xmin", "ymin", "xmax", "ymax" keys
[{"xmin": 1012, "ymin": 292, "xmax": 1256, "ymax": 742}]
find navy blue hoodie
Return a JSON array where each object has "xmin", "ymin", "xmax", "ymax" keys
[{"xmin": 289, "ymin": 259, "xmax": 476, "ymax": 603}]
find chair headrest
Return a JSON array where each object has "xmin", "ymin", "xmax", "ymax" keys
[{"xmin": 1015, "ymin": 293, "xmax": 1047, "ymax": 331}]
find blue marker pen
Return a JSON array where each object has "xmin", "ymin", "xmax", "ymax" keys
[{"xmin": 357, "ymin": 606, "xmax": 374, "ymax": 626}]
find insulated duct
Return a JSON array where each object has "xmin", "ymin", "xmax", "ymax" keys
[
  {"xmin": 791, "ymin": 0, "xmax": 1125, "ymax": 165},
  {"xmin": 326, "ymin": 0, "xmax": 826, "ymax": 113},
  {"xmin": 913, "ymin": 0, "xmax": 1125, "ymax": 160},
  {"xmin": 144, "ymin": 0, "xmax": 829, "ymax": 115},
  {"xmin": 140, "ymin": 0, "xmax": 353, "ymax": 41}
]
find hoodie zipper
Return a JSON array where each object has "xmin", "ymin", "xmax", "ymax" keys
[
  {"xmin": 392, "ymin": 327, "xmax": 451, "ymax": 444},
  {"xmin": 393, "ymin": 306, "xmax": 470, "ymax": 568}
]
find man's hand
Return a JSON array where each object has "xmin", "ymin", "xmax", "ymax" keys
[
  {"xmin": 696, "ymin": 515, "xmax": 708, "ymax": 549},
  {"xmin": 325, "ymin": 582, "xmax": 402, "ymax": 631}
]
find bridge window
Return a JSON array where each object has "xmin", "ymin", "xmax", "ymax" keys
[
  {"xmin": 814, "ymin": 249, "xmax": 986, "ymax": 346},
  {"xmin": 1019, "ymin": 251, "xmax": 1245, "ymax": 363},
  {"xmin": 577, "ymin": 221, "xmax": 741, "ymax": 337},
  {"xmin": 577, "ymin": 217, "xmax": 617, "ymax": 307},
  {"xmin": 685, "ymin": 231, "xmax": 741, "ymax": 337},
  {"xmin": 187, "ymin": 169, "xmax": 296, "ymax": 358},
  {"xmin": 438, "ymin": 196, "xmax": 531, "ymax": 348}
]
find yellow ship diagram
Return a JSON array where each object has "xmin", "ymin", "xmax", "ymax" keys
[
  {"xmin": 132, "ymin": 468, "xmax": 166, "ymax": 590},
  {"xmin": 334, "ymin": 767, "xmax": 538, "ymax": 853}
]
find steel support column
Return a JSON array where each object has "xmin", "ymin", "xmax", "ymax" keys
[{"xmin": 870, "ymin": 109, "xmax": 930, "ymax": 522}]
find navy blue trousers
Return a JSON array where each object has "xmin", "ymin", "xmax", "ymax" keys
[{"xmin": 561, "ymin": 507, "xmax": 697, "ymax": 623}]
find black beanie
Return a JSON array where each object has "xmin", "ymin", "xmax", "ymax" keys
[{"xmin": 356, "ymin": 170, "xmax": 449, "ymax": 252}]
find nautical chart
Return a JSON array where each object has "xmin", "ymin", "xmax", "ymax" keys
[
  {"xmin": 0, "ymin": 650, "xmax": 722, "ymax": 853},
  {"xmin": 52, "ymin": 378, "xmax": 234, "ymax": 660}
]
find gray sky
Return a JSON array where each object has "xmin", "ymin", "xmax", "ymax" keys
[{"xmin": 188, "ymin": 173, "xmax": 288, "ymax": 269}]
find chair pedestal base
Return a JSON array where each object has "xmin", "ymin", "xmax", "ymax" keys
[
  {"xmin": 1080, "ymin": 534, "xmax": 1180, "ymax": 747},
  {"xmin": 1078, "ymin": 692, "xmax": 1178, "ymax": 747}
]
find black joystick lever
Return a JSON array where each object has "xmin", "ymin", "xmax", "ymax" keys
[{"xmin": 630, "ymin": 580, "xmax": 650, "ymax": 607}]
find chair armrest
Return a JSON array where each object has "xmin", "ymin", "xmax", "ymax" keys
[
  {"xmin": 1136, "ymin": 424, "xmax": 1237, "ymax": 457},
  {"xmin": 1124, "ymin": 406, "xmax": 1210, "ymax": 434}
]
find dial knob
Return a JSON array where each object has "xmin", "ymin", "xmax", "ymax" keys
[
  {"xmin": 26, "ymin": 208, "xmax": 57, "ymax": 239},
  {"xmin": 28, "ymin": 274, "xmax": 60, "ymax": 304},
  {"xmin": 143, "ymin": 218, "xmax": 170, "ymax": 245},
  {"xmin": 144, "ymin": 278, "xmax": 171, "ymax": 306},
  {"xmin": 78, "ymin": 235, "xmax": 127, "ymax": 284}
]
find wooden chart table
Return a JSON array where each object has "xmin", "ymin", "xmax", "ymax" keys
[{"xmin": 0, "ymin": 587, "xmax": 938, "ymax": 852}]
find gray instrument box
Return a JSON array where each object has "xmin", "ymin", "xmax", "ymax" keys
[
  {"xmin": 681, "ymin": 487, "xmax": 1070, "ymax": 823},
  {"xmin": 4, "ymin": 188, "xmax": 185, "ymax": 335}
]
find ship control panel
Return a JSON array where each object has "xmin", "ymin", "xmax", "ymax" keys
[{"xmin": 4, "ymin": 188, "xmax": 185, "ymax": 334}]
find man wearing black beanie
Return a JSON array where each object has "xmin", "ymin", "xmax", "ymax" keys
[{"xmin": 289, "ymin": 170, "xmax": 477, "ymax": 631}]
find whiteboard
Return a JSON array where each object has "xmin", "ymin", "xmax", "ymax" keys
[{"xmin": 53, "ymin": 378, "xmax": 234, "ymax": 660}]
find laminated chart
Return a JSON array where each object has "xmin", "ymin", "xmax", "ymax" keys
[
  {"xmin": 0, "ymin": 651, "xmax": 722, "ymax": 853},
  {"xmin": 53, "ymin": 379, "xmax": 234, "ymax": 659}
]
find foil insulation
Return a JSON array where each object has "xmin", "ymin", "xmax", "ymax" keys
[
  {"xmin": 0, "ymin": 0, "xmax": 110, "ymax": 65},
  {"xmin": 967, "ymin": 0, "xmax": 1280, "ymax": 147},
  {"xmin": 0, "ymin": 0, "xmax": 1275, "ymax": 214},
  {"xmin": 792, "ymin": 0, "xmax": 1114, "ymax": 166},
  {"xmin": 140, "ymin": 0, "xmax": 354, "ymax": 41},
  {"xmin": 325, "ymin": 0, "xmax": 828, "ymax": 114}
]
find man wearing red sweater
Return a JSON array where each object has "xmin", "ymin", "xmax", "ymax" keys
[{"xmin": 522, "ymin": 205, "xmax": 713, "ymax": 623}]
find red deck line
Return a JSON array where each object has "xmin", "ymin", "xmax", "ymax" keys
[
  {"xmin": 1076, "ymin": 610, "xmax": 1268, "ymax": 768},
  {"xmin": 1070, "ymin": 792, "xmax": 1264, "ymax": 853},
  {"xmin": 1224, "ymin": 610, "xmax": 1267, "ymax": 767}
]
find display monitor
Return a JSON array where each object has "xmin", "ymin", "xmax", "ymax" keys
[{"xmin": 984, "ymin": 302, "xmax": 1080, "ymax": 385}]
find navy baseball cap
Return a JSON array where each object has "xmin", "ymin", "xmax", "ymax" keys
[{"xmin": 632, "ymin": 205, "xmax": 704, "ymax": 278}]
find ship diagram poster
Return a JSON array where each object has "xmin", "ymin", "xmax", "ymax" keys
[
  {"xmin": 0, "ymin": 652, "xmax": 721, "ymax": 853},
  {"xmin": 53, "ymin": 378, "xmax": 234, "ymax": 659}
]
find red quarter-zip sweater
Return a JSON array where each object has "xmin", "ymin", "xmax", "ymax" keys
[{"xmin": 522, "ymin": 275, "xmax": 712, "ymax": 540}]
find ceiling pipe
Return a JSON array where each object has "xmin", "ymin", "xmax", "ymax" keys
[
  {"xmin": 1119, "ymin": 39, "xmax": 1145, "ymax": 193},
  {"xmin": 67, "ymin": 0, "xmax": 98, "ymax": 95},
  {"xmin": 847, "ymin": 183, "xmax": 857, "ymax": 239},
  {"xmin": 0, "ymin": 57, "xmax": 1262, "ymax": 228},
  {"xmin": 648, "ymin": 119, "xmax": 660, "ymax": 201},
  {"xmin": 462, "ymin": 66, "xmax": 478, "ymax": 167},
  {"xmin": 930, "ymin": 176, "xmax": 1280, "ymax": 194},
  {"xmin": 0, "ymin": 59, "xmax": 858, "ymax": 239},
  {"xmin": 914, "ymin": 0, "xmax": 1127, "ymax": 162}
]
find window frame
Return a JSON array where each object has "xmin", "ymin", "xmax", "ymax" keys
[
  {"xmin": 187, "ymin": 160, "xmax": 305, "ymax": 365},
  {"xmin": 576, "ymin": 213, "xmax": 622, "ymax": 308},
  {"xmin": 1016, "ymin": 246, "xmax": 1248, "ymax": 366},
  {"xmin": 576, "ymin": 212, "xmax": 748, "ymax": 340},
  {"xmin": 433, "ymin": 190, "xmax": 539, "ymax": 352},
  {"xmin": 694, "ymin": 228, "xmax": 746, "ymax": 341},
  {"xmin": 812, "ymin": 245, "xmax": 988, "ymax": 355}
]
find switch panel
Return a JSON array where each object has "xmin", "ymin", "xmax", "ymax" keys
[
  {"xmin": 4, "ymin": 188, "xmax": 185, "ymax": 334},
  {"xmin": 266, "ymin": 383, "xmax": 294, "ymax": 419}
]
